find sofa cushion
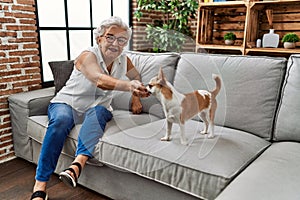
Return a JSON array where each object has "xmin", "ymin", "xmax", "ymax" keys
[
  {"xmin": 174, "ymin": 53, "xmax": 287, "ymax": 139},
  {"xmin": 27, "ymin": 110, "xmax": 161, "ymax": 158},
  {"xmin": 97, "ymin": 120, "xmax": 270, "ymax": 200},
  {"xmin": 274, "ymin": 55, "xmax": 300, "ymax": 141},
  {"xmin": 112, "ymin": 51, "xmax": 180, "ymax": 118},
  {"xmin": 216, "ymin": 142, "xmax": 300, "ymax": 200},
  {"xmin": 49, "ymin": 60, "xmax": 74, "ymax": 94}
]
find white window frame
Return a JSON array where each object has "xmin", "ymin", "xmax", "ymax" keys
[{"xmin": 35, "ymin": 0, "xmax": 131, "ymax": 86}]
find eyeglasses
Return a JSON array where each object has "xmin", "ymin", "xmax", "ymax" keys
[{"xmin": 103, "ymin": 35, "xmax": 128, "ymax": 46}]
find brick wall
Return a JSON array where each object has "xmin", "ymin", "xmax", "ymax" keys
[{"xmin": 0, "ymin": 0, "xmax": 41, "ymax": 163}]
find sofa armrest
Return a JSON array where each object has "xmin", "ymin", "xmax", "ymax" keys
[
  {"xmin": 8, "ymin": 87, "xmax": 55, "ymax": 161},
  {"xmin": 8, "ymin": 87, "xmax": 55, "ymax": 117}
]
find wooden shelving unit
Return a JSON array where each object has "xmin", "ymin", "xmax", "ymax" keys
[
  {"xmin": 246, "ymin": 47, "xmax": 300, "ymax": 54},
  {"xmin": 196, "ymin": 0, "xmax": 300, "ymax": 57}
]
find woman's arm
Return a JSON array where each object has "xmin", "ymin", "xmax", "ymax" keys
[
  {"xmin": 125, "ymin": 57, "xmax": 146, "ymax": 114},
  {"xmin": 75, "ymin": 51, "xmax": 143, "ymax": 93},
  {"xmin": 126, "ymin": 57, "xmax": 141, "ymax": 81}
]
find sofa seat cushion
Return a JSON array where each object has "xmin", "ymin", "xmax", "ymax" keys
[
  {"xmin": 96, "ymin": 119, "xmax": 270, "ymax": 200},
  {"xmin": 27, "ymin": 110, "xmax": 160, "ymax": 158},
  {"xmin": 174, "ymin": 53, "xmax": 287, "ymax": 139},
  {"xmin": 216, "ymin": 142, "xmax": 300, "ymax": 200}
]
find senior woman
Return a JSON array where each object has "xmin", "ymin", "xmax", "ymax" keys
[{"xmin": 31, "ymin": 16, "xmax": 149, "ymax": 200}]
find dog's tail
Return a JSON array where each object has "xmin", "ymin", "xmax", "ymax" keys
[{"xmin": 211, "ymin": 74, "xmax": 221, "ymax": 97}]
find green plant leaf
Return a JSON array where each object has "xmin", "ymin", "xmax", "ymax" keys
[
  {"xmin": 224, "ymin": 32, "xmax": 237, "ymax": 40},
  {"xmin": 281, "ymin": 33, "xmax": 300, "ymax": 43},
  {"xmin": 136, "ymin": 0, "xmax": 198, "ymax": 52}
]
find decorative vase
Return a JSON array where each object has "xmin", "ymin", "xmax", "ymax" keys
[
  {"xmin": 256, "ymin": 39, "xmax": 262, "ymax": 48},
  {"xmin": 225, "ymin": 40, "xmax": 235, "ymax": 45},
  {"xmin": 262, "ymin": 29, "xmax": 279, "ymax": 48},
  {"xmin": 283, "ymin": 42, "xmax": 296, "ymax": 49}
]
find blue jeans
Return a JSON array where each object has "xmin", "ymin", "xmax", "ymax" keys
[{"xmin": 35, "ymin": 103, "xmax": 112, "ymax": 182}]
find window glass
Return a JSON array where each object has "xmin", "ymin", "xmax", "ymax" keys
[
  {"xmin": 113, "ymin": 0, "xmax": 130, "ymax": 50},
  {"xmin": 113, "ymin": 0, "xmax": 129, "ymax": 26},
  {"xmin": 40, "ymin": 30, "xmax": 68, "ymax": 82},
  {"xmin": 37, "ymin": 0, "xmax": 65, "ymax": 27},
  {"xmin": 68, "ymin": 0, "xmax": 90, "ymax": 27},
  {"xmin": 92, "ymin": 0, "xmax": 112, "ymax": 27},
  {"xmin": 69, "ymin": 30, "xmax": 92, "ymax": 59},
  {"xmin": 37, "ymin": 0, "xmax": 130, "ymax": 84}
]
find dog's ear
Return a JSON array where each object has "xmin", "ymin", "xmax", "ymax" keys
[{"xmin": 158, "ymin": 67, "xmax": 167, "ymax": 85}]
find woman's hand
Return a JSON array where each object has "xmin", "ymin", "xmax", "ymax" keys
[
  {"xmin": 131, "ymin": 95, "xmax": 143, "ymax": 114},
  {"xmin": 129, "ymin": 80, "xmax": 150, "ymax": 98},
  {"xmin": 129, "ymin": 80, "xmax": 149, "ymax": 114}
]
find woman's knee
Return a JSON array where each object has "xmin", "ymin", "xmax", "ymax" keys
[
  {"xmin": 93, "ymin": 106, "xmax": 113, "ymax": 122},
  {"xmin": 46, "ymin": 112, "xmax": 74, "ymax": 140},
  {"xmin": 54, "ymin": 113, "xmax": 74, "ymax": 126},
  {"xmin": 48, "ymin": 103, "xmax": 74, "ymax": 127}
]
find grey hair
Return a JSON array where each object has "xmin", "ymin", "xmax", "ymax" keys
[{"xmin": 93, "ymin": 16, "xmax": 132, "ymax": 44}]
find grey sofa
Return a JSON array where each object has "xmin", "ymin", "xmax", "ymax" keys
[{"xmin": 8, "ymin": 51, "xmax": 300, "ymax": 200}]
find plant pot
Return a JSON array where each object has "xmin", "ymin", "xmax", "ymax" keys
[
  {"xmin": 283, "ymin": 42, "xmax": 296, "ymax": 49},
  {"xmin": 225, "ymin": 40, "xmax": 235, "ymax": 45}
]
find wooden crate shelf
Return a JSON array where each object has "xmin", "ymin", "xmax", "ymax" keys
[
  {"xmin": 199, "ymin": 1, "xmax": 246, "ymax": 7},
  {"xmin": 196, "ymin": 0, "xmax": 300, "ymax": 57},
  {"xmin": 246, "ymin": 47, "xmax": 300, "ymax": 54},
  {"xmin": 197, "ymin": 44, "xmax": 244, "ymax": 51}
]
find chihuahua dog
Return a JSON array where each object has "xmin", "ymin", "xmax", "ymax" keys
[{"xmin": 147, "ymin": 68, "xmax": 221, "ymax": 145}]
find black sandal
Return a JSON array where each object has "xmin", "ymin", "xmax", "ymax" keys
[
  {"xmin": 59, "ymin": 162, "xmax": 82, "ymax": 188},
  {"xmin": 30, "ymin": 190, "xmax": 48, "ymax": 200}
]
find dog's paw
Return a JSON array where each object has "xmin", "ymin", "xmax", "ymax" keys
[
  {"xmin": 207, "ymin": 134, "xmax": 215, "ymax": 139},
  {"xmin": 200, "ymin": 130, "xmax": 207, "ymax": 135},
  {"xmin": 161, "ymin": 136, "xmax": 171, "ymax": 141},
  {"xmin": 181, "ymin": 139, "xmax": 188, "ymax": 145}
]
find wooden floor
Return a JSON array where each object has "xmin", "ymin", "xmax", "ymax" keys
[{"xmin": 0, "ymin": 158, "xmax": 112, "ymax": 200}]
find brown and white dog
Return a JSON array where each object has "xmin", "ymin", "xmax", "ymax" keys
[{"xmin": 147, "ymin": 68, "xmax": 221, "ymax": 145}]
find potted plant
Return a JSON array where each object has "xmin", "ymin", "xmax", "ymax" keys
[
  {"xmin": 281, "ymin": 33, "xmax": 300, "ymax": 49},
  {"xmin": 224, "ymin": 32, "xmax": 236, "ymax": 45},
  {"xmin": 134, "ymin": 0, "xmax": 198, "ymax": 52}
]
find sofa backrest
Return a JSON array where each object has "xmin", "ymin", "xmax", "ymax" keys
[
  {"xmin": 111, "ymin": 51, "xmax": 180, "ymax": 118},
  {"xmin": 274, "ymin": 55, "xmax": 300, "ymax": 141},
  {"xmin": 173, "ymin": 53, "xmax": 287, "ymax": 140}
]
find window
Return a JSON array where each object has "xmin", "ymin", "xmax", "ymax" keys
[{"xmin": 35, "ymin": 0, "xmax": 131, "ymax": 85}]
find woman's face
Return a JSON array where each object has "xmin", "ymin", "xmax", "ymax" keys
[{"xmin": 98, "ymin": 25, "xmax": 129, "ymax": 61}]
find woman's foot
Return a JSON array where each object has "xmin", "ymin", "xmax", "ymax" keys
[
  {"xmin": 59, "ymin": 155, "xmax": 88, "ymax": 188},
  {"xmin": 30, "ymin": 191, "xmax": 48, "ymax": 200},
  {"xmin": 31, "ymin": 181, "xmax": 47, "ymax": 200},
  {"xmin": 59, "ymin": 162, "xmax": 82, "ymax": 188}
]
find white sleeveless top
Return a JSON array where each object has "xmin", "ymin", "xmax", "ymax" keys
[{"xmin": 51, "ymin": 45, "xmax": 128, "ymax": 113}]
